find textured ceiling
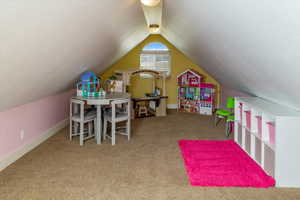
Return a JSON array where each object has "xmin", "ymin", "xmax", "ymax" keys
[
  {"xmin": 161, "ymin": 0, "xmax": 300, "ymax": 110},
  {"xmin": 1, "ymin": 0, "xmax": 300, "ymax": 111},
  {"xmin": 0, "ymin": 0, "xmax": 148, "ymax": 111}
]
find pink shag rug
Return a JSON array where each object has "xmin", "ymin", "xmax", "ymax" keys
[{"xmin": 178, "ymin": 140, "xmax": 275, "ymax": 187}]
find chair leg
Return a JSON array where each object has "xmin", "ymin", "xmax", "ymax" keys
[
  {"xmin": 74, "ymin": 123, "xmax": 79, "ymax": 136},
  {"xmin": 214, "ymin": 114, "xmax": 218, "ymax": 126},
  {"xmin": 69, "ymin": 119, "xmax": 72, "ymax": 140},
  {"xmin": 112, "ymin": 122, "xmax": 116, "ymax": 145},
  {"xmin": 94, "ymin": 119, "xmax": 97, "ymax": 142},
  {"xmin": 79, "ymin": 122, "xmax": 84, "ymax": 146},
  {"xmin": 88, "ymin": 121, "xmax": 92, "ymax": 137},
  {"xmin": 225, "ymin": 121, "xmax": 229, "ymax": 137},
  {"xmin": 127, "ymin": 119, "xmax": 130, "ymax": 140},
  {"xmin": 226, "ymin": 121, "xmax": 233, "ymax": 137},
  {"xmin": 215, "ymin": 114, "xmax": 222, "ymax": 126},
  {"xmin": 103, "ymin": 119, "xmax": 107, "ymax": 140}
]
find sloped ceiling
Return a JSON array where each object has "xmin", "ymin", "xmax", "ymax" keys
[
  {"xmin": 161, "ymin": 0, "xmax": 300, "ymax": 110},
  {"xmin": 1, "ymin": 0, "xmax": 300, "ymax": 111},
  {"xmin": 0, "ymin": 0, "xmax": 148, "ymax": 111}
]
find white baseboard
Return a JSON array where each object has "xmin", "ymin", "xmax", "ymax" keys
[
  {"xmin": 167, "ymin": 104, "xmax": 178, "ymax": 109},
  {"xmin": 0, "ymin": 119, "xmax": 69, "ymax": 171}
]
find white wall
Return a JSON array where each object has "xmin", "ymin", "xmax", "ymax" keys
[
  {"xmin": 0, "ymin": 90, "xmax": 74, "ymax": 170},
  {"xmin": 221, "ymin": 87, "xmax": 251, "ymax": 109}
]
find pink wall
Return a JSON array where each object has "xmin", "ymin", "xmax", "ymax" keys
[
  {"xmin": 0, "ymin": 90, "xmax": 74, "ymax": 160},
  {"xmin": 221, "ymin": 87, "xmax": 251, "ymax": 108}
]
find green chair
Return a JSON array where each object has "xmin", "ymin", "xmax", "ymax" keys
[{"xmin": 215, "ymin": 97, "xmax": 235, "ymax": 126}]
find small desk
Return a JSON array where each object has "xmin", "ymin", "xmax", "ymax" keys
[
  {"xmin": 132, "ymin": 96, "xmax": 168, "ymax": 118},
  {"xmin": 73, "ymin": 92, "xmax": 131, "ymax": 144}
]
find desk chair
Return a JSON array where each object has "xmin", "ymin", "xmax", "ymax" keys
[
  {"xmin": 103, "ymin": 99, "xmax": 131, "ymax": 145},
  {"xmin": 215, "ymin": 97, "xmax": 235, "ymax": 126},
  {"xmin": 69, "ymin": 98, "xmax": 96, "ymax": 146}
]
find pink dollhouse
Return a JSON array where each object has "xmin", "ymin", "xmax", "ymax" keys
[
  {"xmin": 177, "ymin": 69, "xmax": 203, "ymax": 87},
  {"xmin": 177, "ymin": 69, "xmax": 215, "ymax": 115}
]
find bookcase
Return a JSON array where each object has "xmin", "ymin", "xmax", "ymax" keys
[{"xmin": 234, "ymin": 97, "xmax": 300, "ymax": 187}]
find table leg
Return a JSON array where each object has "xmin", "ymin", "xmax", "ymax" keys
[{"xmin": 96, "ymin": 105, "xmax": 102, "ymax": 144}]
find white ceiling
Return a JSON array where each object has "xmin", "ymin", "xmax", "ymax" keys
[
  {"xmin": 142, "ymin": 0, "xmax": 162, "ymax": 33},
  {"xmin": 0, "ymin": 0, "xmax": 148, "ymax": 111},
  {"xmin": 1, "ymin": 0, "xmax": 300, "ymax": 111},
  {"xmin": 161, "ymin": 0, "xmax": 300, "ymax": 110}
]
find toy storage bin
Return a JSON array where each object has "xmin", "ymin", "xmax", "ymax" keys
[
  {"xmin": 244, "ymin": 110, "xmax": 251, "ymax": 129},
  {"xmin": 256, "ymin": 116, "xmax": 262, "ymax": 138},
  {"xmin": 267, "ymin": 122, "xmax": 276, "ymax": 146}
]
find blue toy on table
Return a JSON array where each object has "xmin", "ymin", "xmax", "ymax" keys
[{"xmin": 77, "ymin": 72, "xmax": 101, "ymax": 97}]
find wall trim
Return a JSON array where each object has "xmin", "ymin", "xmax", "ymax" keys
[
  {"xmin": 167, "ymin": 104, "xmax": 178, "ymax": 109},
  {"xmin": 0, "ymin": 119, "xmax": 69, "ymax": 171}
]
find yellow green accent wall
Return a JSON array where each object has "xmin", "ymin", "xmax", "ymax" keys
[{"xmin": 100, "ymin": 34, "xmax": 221, "ymax": 106}]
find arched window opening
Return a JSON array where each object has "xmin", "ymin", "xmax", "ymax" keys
[{"xmin": 140, "ymin": 42, "xmax": 170, "ymax": 78}]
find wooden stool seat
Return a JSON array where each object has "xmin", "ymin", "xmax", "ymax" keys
[{"xmin": 138, "ymin": 105, "xmax": 148, "ymax": 117}]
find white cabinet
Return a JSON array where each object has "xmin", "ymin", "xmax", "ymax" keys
[
  {"xmin": 234, "ymin": 97, "xmax": 300, "ymax": 187},
  {"xmin": 263, "ymin": 145, "xmax": 275, "ymax": 178}
]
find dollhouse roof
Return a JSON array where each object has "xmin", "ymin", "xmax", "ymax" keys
[{"xmin": 176, "ymin": 69, "xmax": 204, "ymax": 79}]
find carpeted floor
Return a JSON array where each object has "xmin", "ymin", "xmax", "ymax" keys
[{"xmin": 0, "ymin": 110, "xmax": 299, "ymax": 200}]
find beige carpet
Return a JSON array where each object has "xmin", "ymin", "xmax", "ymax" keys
[{"xmin": 0, "ymin": 110, "xmax": 299, "ymax": 200}]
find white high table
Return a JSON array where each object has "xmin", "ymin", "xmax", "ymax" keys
[{"xmin": 73, "ymin": 92, "xmax": 131, "ymax": 144}]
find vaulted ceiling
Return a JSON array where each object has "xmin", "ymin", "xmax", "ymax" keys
[
  {"xmin": 0, "ymin": 0, "xmax": 148, "ymax": 111},
  {"xmin": 161, "ymin": 0, "xmax": 300, "ymax": 110},
  {"xmin": 1, "ymin": 0, "xmax": 300, "ymax": 111}
]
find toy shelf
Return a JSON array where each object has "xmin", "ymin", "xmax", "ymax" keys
[{"xmin": 234, "ymin": 97, "xmax": 300, "ymax": 187}]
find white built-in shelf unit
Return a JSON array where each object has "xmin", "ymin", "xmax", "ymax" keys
[{"xmin": 234, "ymin": 97, "xmax": 300, "ymax": 187}]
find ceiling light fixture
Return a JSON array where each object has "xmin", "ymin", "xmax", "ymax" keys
[
  {"xmin": 149, "ymin": 24, "xmax": 160, "ymax": 33},
  {"xmin": 140, "ymin": 0, "xmax": 161, "ymax": 7}
]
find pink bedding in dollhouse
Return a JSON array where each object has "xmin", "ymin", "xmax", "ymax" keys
[{"xmin": 178, "ymin": 140, "xmax": 275, "ymax": 187}]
